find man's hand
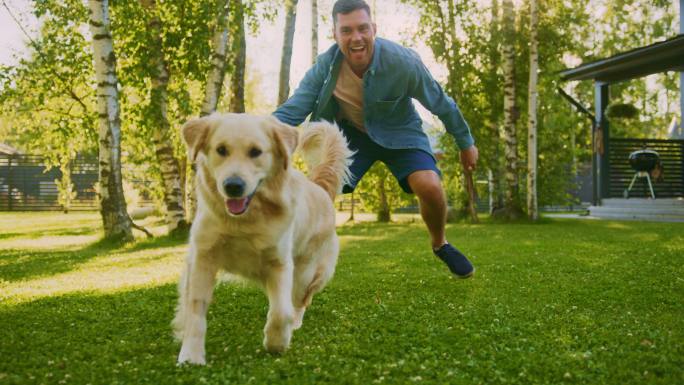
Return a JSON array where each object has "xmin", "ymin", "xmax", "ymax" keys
[{"xmin": 459, "ymin": 145, "xmax": 478, "ymax": 172}]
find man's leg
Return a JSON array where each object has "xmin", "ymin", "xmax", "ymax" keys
[
  {"xmin": 406, "ymin": 169, "xmax": 474, "ymax": 278},
  {"xmin": 406, "ymin": 170, "xmax": 447, "ymax": 249}
]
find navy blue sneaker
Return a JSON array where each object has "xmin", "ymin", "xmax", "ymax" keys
[{"xmin": 433, "ymin": 243, "xmax": 474, "ymax": 278}]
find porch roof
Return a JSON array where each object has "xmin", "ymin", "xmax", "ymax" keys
[{"xmin": 559, "ymin": 34, "xmax": 684, "ymax": 83}]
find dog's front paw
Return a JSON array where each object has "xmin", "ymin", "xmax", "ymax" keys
[
  {"xmin": 292, "ymin": 307, "xmax": 305, "ymax": 330},
  {"xmin": 177, "ymin": 341, "xmax": 206, "ymax": 365},
  {"xmin": 263, "ymin": 322, "xmax": 292, "ymax": 353}
]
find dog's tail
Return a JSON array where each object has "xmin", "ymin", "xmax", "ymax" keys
[{"xmin": 298, "ymin": 121, "xmax": 353, "ymax": 201}]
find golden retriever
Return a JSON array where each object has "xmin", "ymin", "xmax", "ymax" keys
[{"xmin": 173, "ymin": 113, "xmax": 352, "ymax": 365}]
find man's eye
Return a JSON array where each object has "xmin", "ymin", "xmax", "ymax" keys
[
  {"xmin": 249, "ymin": 147, "xmax": 262, "ymax": 158},
  {"xmin": 217, "ymin": 145, "xmax": 228, "ymax": 156}
]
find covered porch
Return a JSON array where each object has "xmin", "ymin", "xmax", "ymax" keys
[{"xmin": 559, "ymin": 15, "xmax": 684, "ymax": 220}]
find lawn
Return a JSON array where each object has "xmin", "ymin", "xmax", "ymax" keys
[{"xmin": 0, "ymin": 212, "xmax": 682, "ymax": 385}]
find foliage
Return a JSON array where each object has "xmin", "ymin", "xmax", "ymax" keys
[
  {"xmin": 355, "ymin": 162, "xmax": 415, "ymax": 221},
  {"xmin": 403, "ymin": 0, "xmax": 675, "ymax": 211},
  {"xmin": 572, "ymin": 0, "xmax": 679, "ymax": 139},
  {"xmin": 0, "ymin": 0, "xmax": 97, "ymax": 161},
  {"xmin": 54, "ymin": 157, "xmax": 77, "ymax": 213},
  {"xmin": 1, "ymin": 212, "xmax": 684, "ymax": 384}
]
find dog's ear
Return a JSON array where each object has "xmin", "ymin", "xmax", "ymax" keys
[
  {"xmin": 181, "ymin": 115, "xmax": 214, "ymax": 162},
  {"xmin": 268, "ymin": 116, "xmax": 299, "ymax": 170}
]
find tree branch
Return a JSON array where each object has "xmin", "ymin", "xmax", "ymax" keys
[{"xmin": 1, "ymin": 0, "xmax": 90, "ymax": 112}]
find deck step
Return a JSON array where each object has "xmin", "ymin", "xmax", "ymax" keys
[{"xmin": 589, "ymin": 199, "xmax": 684, "ymax": 222}]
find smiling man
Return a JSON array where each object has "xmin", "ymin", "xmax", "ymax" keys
[{"xmin": 273, "ymin": 0, "xmax": 478, "ymax": 279}]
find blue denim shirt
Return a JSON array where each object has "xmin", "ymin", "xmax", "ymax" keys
[{"xmin": 273, "ymin": 37, "xmax": 475, "ymax": 154}]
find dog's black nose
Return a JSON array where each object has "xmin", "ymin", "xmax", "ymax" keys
[{"xmin": 223, "ymin": 177, "xmax": 245, "ymax": 197}]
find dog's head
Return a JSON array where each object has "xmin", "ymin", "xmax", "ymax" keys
[{"xmin": 181, "ymin": 113, "xmax": 298, "ymax": 216}]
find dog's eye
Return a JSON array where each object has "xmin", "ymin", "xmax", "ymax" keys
[
  {"xmin": 249, "ymin": 147, "xmax": 262, "ymax": 158},
  {"xmin": 216, "ymin": 145, "xmax": 228, "ymax": 156}
]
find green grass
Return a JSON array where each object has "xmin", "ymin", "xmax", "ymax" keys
[{"xmin": 0, "ymin": 212, "xmax": 683, "ymax": 384}]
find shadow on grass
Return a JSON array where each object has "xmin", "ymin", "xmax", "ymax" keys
[{"xmin": 0, "ymin": 234, "xmax": 187, "ymax": 283}]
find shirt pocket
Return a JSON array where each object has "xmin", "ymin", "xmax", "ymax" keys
[{"xmin": 374, "ymin": 97, "xmax": 402, "ymax": 117}]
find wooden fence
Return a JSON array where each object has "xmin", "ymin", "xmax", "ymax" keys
[
  {"xmin": 0, "ymin": 154, "xmax": 155, "ymax": 211},
  {"xmin": 0, "ymin": 154, "xmax": 99, "ymax": 211}
]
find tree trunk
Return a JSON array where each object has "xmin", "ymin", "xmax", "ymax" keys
[
  {"xmin": 500, "ymin": 0, "xmax": 523, "ymax": 219},
  {"xmin": 189, "ymin": 0, "xmax": 231, "ymax": 221},
  {"xmin": 526, "ymin": 0, "xmax": 539, "ymax": 220},
  {"xmin": 377, "ymin": 177, "xmax": 390, "ymax": 222},
  {"xmin": 141, "ymin": 0, "xmax": 188, "ymax": 233},
  {"xmin": 88, "ymin": 0, "xmax": 134, "ymax": 242},
  {"xmin": 311, "ymin": 0, "xmax": 318, "ymax": 64},
  {"xmin": 464, "ymin": 170, "xmax": 479, "ymax": 223},
  {"xmin": 349, "ymin": 191, "xmax": 355, "ymax": 221},
  {"xmin": 278, "ymin": 0, "xmax": 299, "ymax": 105},
  {"xmin": 200, "ymin": 0, "xmax": 231, "ymax": 117},
  {"xmin": 229, "ymin": 0, "xmax": 246, "ymax": 113}
]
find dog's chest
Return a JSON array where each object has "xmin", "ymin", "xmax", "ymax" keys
[{"xmin": 214, "ymin": 234, "xmax": 283, "ymax": 278}]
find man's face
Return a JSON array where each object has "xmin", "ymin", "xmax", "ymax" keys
[{"xmin": 333, "ymin": 8, "xmax": 376, "ymax": 75}]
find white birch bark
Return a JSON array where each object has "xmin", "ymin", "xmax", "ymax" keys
[
  {"xmin": 526, "ymin": 0, "xmax": 539, "ymax": 220},
  {"xmin": 278, "ymin": 0, "xmax": 299, "ymax": 105},
  {"xmin": 502, "ymin": 0, "xmax": 520, "ymax": 215},
  {"xmin": 200, "ymin": 0, "xmax": 231, "ymax": 117},
  {"xmin": 88, "ymin": 0, "xmax": 133, "ymax": 241},
  {"xmin": 311, "ymin": 0, "xmax": 318, "ymax": 64}
]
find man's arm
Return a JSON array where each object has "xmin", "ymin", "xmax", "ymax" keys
[
  {"xmin": 408, "ymin": 54, "xmax": 475, "ymax": 152},
  {"xmin": 272, "ymin": 55, "xmax": 330, "ymax": 126}
]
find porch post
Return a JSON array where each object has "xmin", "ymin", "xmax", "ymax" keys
[{"xmin": 595, "ymin": 82, "xmax": 610, "ymax": 202}]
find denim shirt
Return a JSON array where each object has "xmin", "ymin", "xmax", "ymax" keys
[{"xmin": 273, "ymin": 37, "xmax": 475, "ymax": 153}]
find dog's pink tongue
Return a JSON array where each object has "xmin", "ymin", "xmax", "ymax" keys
[{"xmin": 226, "ymin": 198, "xmax": 248, "ymax": 214}]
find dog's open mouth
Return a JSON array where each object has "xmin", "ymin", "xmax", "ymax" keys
[{"xmin": 226, "ymin": 196, "xmax": 252, "ymax": 215}]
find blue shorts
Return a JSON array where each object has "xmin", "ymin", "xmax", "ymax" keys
[{"xmin": 339, "ymin": 122, "xmax": 442, "ymax": 194}]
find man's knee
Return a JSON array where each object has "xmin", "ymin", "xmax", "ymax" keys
[{"xmin": 407, "ymin": 170, "xmax": 444, "ymax": 200}]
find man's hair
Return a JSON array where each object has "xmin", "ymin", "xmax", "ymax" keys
[{"xmin": 332, "ymin": 0, "xmax": 371, "ymax": 25}]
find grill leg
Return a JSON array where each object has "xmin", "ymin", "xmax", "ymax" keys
[
  {"xmin": 645, "ymin": 174, "xmax": 655, "ymax": 199},
  {"xmin": 626, "ymin": 173, "xmax": 639, "ymax": 195}
]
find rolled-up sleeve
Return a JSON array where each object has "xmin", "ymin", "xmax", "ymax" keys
[
  {"xmin": 409, "ymin": 55, "xmax": 474, "ymax": 150},
  {"xmin": 273, "ymin": 56, "xmax": 329, "ymax": 126}
]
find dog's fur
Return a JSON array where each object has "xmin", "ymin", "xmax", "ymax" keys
[{"xmin": 173, "ymin": 113, "xmax": 352, "ymax": 365}]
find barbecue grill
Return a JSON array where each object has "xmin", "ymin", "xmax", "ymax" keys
[{"xmin": 623, "ymin": 149, "xmax": 659, "ymax": 199}]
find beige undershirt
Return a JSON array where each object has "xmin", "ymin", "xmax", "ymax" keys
[{"xmin": 333, "ymin": 60, "xmax": 366, "ymax": 132}]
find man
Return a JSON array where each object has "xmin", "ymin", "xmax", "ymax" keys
[{"xmin": 273, "ymin": 0, "xmax": 478, "ymax": 278}]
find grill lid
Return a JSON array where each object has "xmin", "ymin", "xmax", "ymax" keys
[{"xmin": 628, "ymin": 149, "xmax": 660, "ymax": 172}]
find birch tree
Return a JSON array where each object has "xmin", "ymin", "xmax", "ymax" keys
[
  {"xmin": 499, "ymin": 0, "xmax": 523, "ymax": 219},
  {"xmin": 278, "ymin": 0, "xmax": 298, "ymax": 105},
  {"xmin": 200, "ymin": 0, "xmax": 231, "ymax": 117},
  {"xmin": 88, "ymin": 0, "xmax": 134, "ymax": 241},
  {"xmin": 140, "ymin": 0, "xmax": 188, "ymax": 233},
  {"xmin": 187, "ymin": 0, "xmax": 231, "ymax": 220},
  {"xmin": 311, "ymin": 0, "xmax": 318, "ymax": 64},
  {"xmin": 526, "ymin": 0, "xmax": 538, "ymax": 220}
]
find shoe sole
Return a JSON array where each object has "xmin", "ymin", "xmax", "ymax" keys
[{"xmin": 455, "ymin": 268, "xmax": 475, "ymax": 279}]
